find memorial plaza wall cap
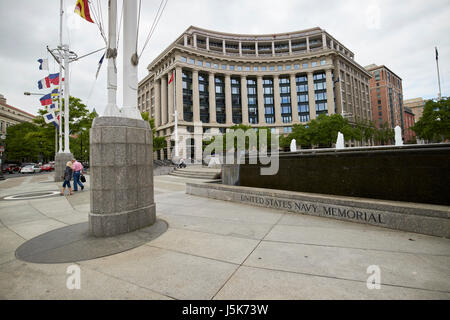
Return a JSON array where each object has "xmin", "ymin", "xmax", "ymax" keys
[{"xmin": 93, "ymin": 116, "xmax": 150, "ymax": 129}]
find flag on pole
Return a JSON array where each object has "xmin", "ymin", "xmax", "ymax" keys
[
  {"xmin": 74, "ymin": 0, "xmax": 94, "ymax": 23},
  {"xmin": 95, "ymin": 53, "xmax": 105, "ymax": 79},
  {"xmin": 48, "ymin": 73, "xmax": 61, "ymax": 85},
  {"xmin": 40, "ymin": 93, "xmax": 53, "ymax": 106},
  {"xmin": 37, "ymin": 77, "xmax": 51, "ymax": 89},
  {"xmin": 44, "ymin": 111, "xmax": 59, "ymax": 128},
  {"xmin": 51, "ymin": 88, "xmax": 59, "ymax": 98},
  {"xmin": 435, "ymin": 47, "xmax": 438, "ymax": 60},
  {"xmin": 168, "ymin": 71, "xmax": 174, "ymax": 84},
  {"xmin": 38, "ymin": 58, "xmax": 49, "ymax": 70}
]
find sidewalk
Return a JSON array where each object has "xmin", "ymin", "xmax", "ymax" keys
[{"xmin": 0, "ymin": 173, "xmax": 449, "ymax": 299}]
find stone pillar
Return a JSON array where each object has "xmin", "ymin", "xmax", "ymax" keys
[
  {"xmin": 194, "ymin": 126, "xmax": 203, "ymax": 163},
  {"xmin": 288, "ymin": 39, "xmax": 292, "ymax": 54},
  {"xmin": 192, "ymin": 70, "xmax": 200, "ymax": 122},
  {"xmin": 322, "ymin": 33, "xmax": 327, "ymax": 49},
  {"xmin": 271, "ymin": 41, "xmax": 275, "ymax": 56},
  {"xmin": 326, "ymin": 69, "xmax": 335, "ymax": 115},
  {"xmin": 206, "ymin": 37, "xmax": 209, "ymax": 51},
  {"xmin": 222, "ymin": 39, "xmax": 226, "ymax": 54},
  {"xmin": 193, "ymin": 33, "xmax": 197, "ymax": 48},
  {"xmin": 273, "ymin": 75, "xmax": 282, "ymax": 124},
  {"xmin": 168, "ymin": 71, "xmax": 174, "ymax": 123},
  {"xmin": 255, "ymin": 42, "xmax": 258, "ymax": 57},
  {"xmin": 241, "ymin": 75, "xmax": 249, "ymax": 125},
  {"xmin": 257, "ymin": 75, "xmax": 265, "ymax": 124},
  {"xmin": 161, "ymin": 75, "xmax": 168, "ymax": 125},
  {"xmin": 306, "ymin": 37, "xmax": 310, "ymax": 53},
  {"xmin": 209, "ymin": 72, "xmax": 217, "ymax": 124},
  {"xmin": 175, "ymin": 66, "xmax": 183, "ymax": 121},
  {"xmin": 239, "ymin": 41, "xmax": 242, "ymax": 56},
  {"xmin": 225, "ymin": 74, "xmax": 233, "ymax": 125},
  {"xmin": 154, "ymin": 79, "xmax": 161, "ymax": 127},
  {"xmin": 290, "ymin": 74, "xmax": 299, "ymax": 123},
  {"xmin": 89, "ymin": 117, "xmax": 155, "ymax": 237},
  {"xmin": 330, "ymin": 39, "xmax": 334, "ymax": 50},
  {"xmin": 184, "ymin": 34, "xmax": 188, "ymax": 46},
  {"xmin": 54, "ymin": 152, "xmax": 74, "ymax": 182},
  {"xmin": 307, "ymin": 72, "xmax": 316, "ymax": 119}
]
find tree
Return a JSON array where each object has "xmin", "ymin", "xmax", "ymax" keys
[
  {"xmin": 412, "ymin": 97, "xmax": 450, "ymax": 142},
  {"xmin": 374, "ymin": 122, "xmax": 394, "ymax": 145},
  {"xmin": 141, "ymin": 112, "xmax": 166, "ymax": 151},
  {"xmin": 4, "ymin": 122, "xmax": 41, "ymax": 163}
]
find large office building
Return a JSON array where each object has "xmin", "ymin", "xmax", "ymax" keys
[
  {"xmin": 365, "ymin": 64, "xmax": 404, "ymax": 132},
  {"xmin": 0, "ymin": 94, "xmax": 36, "ymax": 134},
  {"xmin": 404, "ymin": 97, "xmax": 426, "ymax": 122},
  {"xmin": 139, "ymin": 26, "xmax": 373, "ymax": 161}
]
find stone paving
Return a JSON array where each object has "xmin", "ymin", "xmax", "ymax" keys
[{"xmin": 0, "ymin": 173, "xmax": 449, "ymax": 299}]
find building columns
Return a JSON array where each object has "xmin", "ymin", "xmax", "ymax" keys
[
  {"xmin": 241, "ymin": 75, "xmax": 249, "ymax": 125},
  {"xmin": 326, "ymin": 69, "xmax": 335, "ymax": 115},
  {"xmin": 273, "ymin": 75, "xmax": 282, "ymax": 124},
  {"xmin": 175, "ymin": 66, "xmax": 183, "ymax": 121},
  {"xmin": 192, "ymin": 70, "xmax": 200, "ymax": 122},
  {"xmin": 307, "ymin": 72, "xmax": 316, "ymax": 120},
  {"xmin": 208, "ymin": 72, "xmax": 216, "ymax": 123},
  {"xmin": 168, "ymin": 71, "xmax": 174, "ymax": 123},
  {"xmin": 225, "ymin": 74, "xmax": 232, "ymax": 125},
  {"xmin": 306, "ymin": 36, "xmax": 310, "ymax": 53},
  {"xmin": 290, "ymin": 74, "xmax": 299, "ymax": 123},
  {"xmin": 154, "ymin": 79, "xmax": 161, "ymax": 127},
  {"xmin": 257, "ymin": 75, "xmax": 265, "ymax": 124},
  {"xmin": 322, "ymin": 33, "xmax": 327, "ymax": 49},
  {"xmin": 161, "ymin": 74, "xmax": 168, "ymax": 125}
]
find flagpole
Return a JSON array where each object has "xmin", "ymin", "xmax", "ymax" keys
[
  {"xmin": 63, "ymin": 44, "xmax": 70, "ymax": 153},
  {"xmin": 436, "ymin": 46, "xmax": 442, "ymax": 101},
  {"xmin": 58, "ymin": 0, "xmax": 63, "ymax": 152}
]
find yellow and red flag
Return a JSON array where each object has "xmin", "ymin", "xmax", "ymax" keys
[{"xmin": 74, "ymin": 0, "xmax": 94, "ymax": 23}]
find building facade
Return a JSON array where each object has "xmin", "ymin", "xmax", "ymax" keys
[
  {"xmin": 365, "ymin": 64, "xmax": 404, "ymax": 132},
  {"xmin": 404, "ymin": 97, "xmax": 426, "ymax": 122},
  {"xmin": 139, "ymin": 26, "xmax": 373, "ymax": 161},
  {"xmin": 403, "ymin": 107, "xmax": 416, "ymax": 143},
  {"xmin": 0, "ymin": 94, "xmax": 36, "ymax": 134}
]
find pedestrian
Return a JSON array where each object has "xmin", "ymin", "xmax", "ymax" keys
[
  {"xmin": 61, "ymin": 161, "xmax": 73, "ymax": 196},
  {"xmin": 71, "ymin": 158, "xmax": 84, "ymax": 192}
]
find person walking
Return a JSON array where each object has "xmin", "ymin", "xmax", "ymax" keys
[
  {"xmin": 72, "ymin": 158, "xmax": 84, "ymax": 192},
  {"xmin": 61, "ymin": 161, "xmax": 73, "ymax": 196}
]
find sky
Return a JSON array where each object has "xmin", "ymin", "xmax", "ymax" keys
[{"xmin": 0, "ymin": 0, "xmax": 449, "ymax": 116}]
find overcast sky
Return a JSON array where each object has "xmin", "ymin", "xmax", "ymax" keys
[{"xmin": 0, "ymin": 0, "xmax": 449, "ymax": 116}]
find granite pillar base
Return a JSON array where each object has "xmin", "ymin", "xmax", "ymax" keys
[
  {"xmin": 54, "ymin": 152, "xmax": 73, "ymax": 182},
  {"xmin": 89, "ymin": 116, "xmax": 156, "ymax": 237}
]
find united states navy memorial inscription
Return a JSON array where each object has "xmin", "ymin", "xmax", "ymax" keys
[{"xmin": 240, "ymin": 195, "xmax": 385, "ymax": 224}]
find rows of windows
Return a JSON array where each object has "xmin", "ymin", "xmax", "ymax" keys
[
  {"xmin": 279, "ymin": 77, "xmax": 292, "ymax": 123},
  {"xmin": 180, "ymin": 56, "xmax": 327, "ymax": 72},
  {"xmin": 215, "ymin": 76, "xmax": 226, "ymax": 124},
  {"xmin": 296, "ymin": 74, "xmax": 309, "ymax": 122},
  {"xmin": 231, "ymin": 77, "xmax": 242, "ymax": 124},
  {"xmin": 247, "ymin": 78, "xmax": 258, "ymax": 124},
  {"xmin": 263, "ymin": 78, "xmax": 275, "ymax": 124},
  {"xmin": 182, "ymin": 70, "xmax": 193, "ymax": 122},
  {"xmin": 199, "ymin": 73, "xmax": 209, "ymax": 123},
  {"xmin": 314, "ymin": 71, "xmax": 328, "ymax": 116}
]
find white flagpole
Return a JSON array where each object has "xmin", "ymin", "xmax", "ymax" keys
[
  {"xmin": 436, "ymin": 46, "xmax": 442, "ymax": 101},
  {"xmin": 57, "ymin": 0, "xmax": 63, "ymax": 152},
  {"xmin": 174, "ymin": 70, "xmax": 179, "ymax": 157},
  {"xmin": 63, "ymin": 44, "xmax": 70, "ymax": 153}
]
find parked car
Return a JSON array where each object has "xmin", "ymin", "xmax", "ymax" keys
[
  {"xmin": 20, "ymin": 164, "xmax": 41, "ymax": 174},
  {"xmin": 2, "ymin": 164, "xmax": 20, "ymax": 174},
  {"xmin": 40, "ymin": 163, "xmax": 54, "ymax": 172}
]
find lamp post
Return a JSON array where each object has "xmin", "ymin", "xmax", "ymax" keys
[{"xmin": 0, "ymin": 134, "xmax": 5, "ymax": 180}]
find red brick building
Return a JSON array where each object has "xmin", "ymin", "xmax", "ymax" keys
[
  {"xmin": 365, "ymin": 64, "xmax": 404, "ymax": 132},
  {"xmin": 403, "ymin": 106, "xmax": 416, "ymax": 143}
]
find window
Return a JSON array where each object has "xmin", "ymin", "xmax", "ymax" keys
[
  {"xmin": 229, "ymin": 65, "xmax": 234, "ymax": 70},
  {"xmin": 245, "ymin": 66, "xmax": 250, "ymax": 71},
  {"xmin": 253, "ymin": 66, "xmax": 258, "ymax": 71},
  {"xmin": 278, "ymin": 66, "xmax": 283, "ymax": 71},
  {"xmin": 284, "ymin": 127, "xmax": 292, "ymax": 133},
  {"xmin": 294, "ymin": 64, "xmax": 300, "ymax": 70},
  {"xmin": 286, "ymin": 65, "xmax": 291, "ymax": 70},
  {"xmin": 269, "ymin": 66, "xmax": 275, "ymax": 71},
  {"xmin": 316, "ymin": 102, "xmax": 327, "ymax": 111},
  {"xmin": 374, "ymin": 70, "xmax": 380, "ymax": 81},
  {"xmin": 237, "ymin": 66, "xmax": 242, "ymax": 71},
  {"xmin": 213, "ymin": 63, "xmax": 219, "ymax": 69},
  {"xmin": 197, "ymin": 60, "xmax": 202, "ymax": 66},
  {"xmin": 180, "ymin": 56, "xmax": 187, "ymax": 62},
  {"xmin": 320, "ymin": 60, "xmax": 326, "ymax": 65},
  {"xmin": 205, "ymin": 62, "xmax": 211, "ymax": 68},
  {"xmin": 311, "ymin": 62, "xmax": 317, "ymax": 67},
  {"xmin": 222, "ymin": 64, "xmax": 227, "ymax": 70},
  {"xmin": 188, "ymin": 58, "xmax": 195, "ymax": 64},
  {"xmin": 299, "ymin": 114, "xmax": 309, "ymax": 122},
  {"xmin": 261, "ymin": 66, "xmax": 267, "ymax": 71}
]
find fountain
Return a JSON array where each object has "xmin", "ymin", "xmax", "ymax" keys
[
  {"xmin": 290, "ymin": 139, "xmax": 297, "ymax": 152},
  {"xmin": 336, "ymin": 132, "xmax": 345, "ymax": 149},
  {"xmin": 395, "ymin": 126, "xmax": 403, "ymax": 146}
]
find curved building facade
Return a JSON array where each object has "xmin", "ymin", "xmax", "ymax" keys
[{"xmin": 138, "ymin": 26, "xmax": 372, "ymax": 161}]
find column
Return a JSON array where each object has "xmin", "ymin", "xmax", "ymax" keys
[
  {"xmin": 192, "ymin": 70, "xmax": 200, "ymax": 122},
  {"xmin": 326, "ymin": 69, "xmax": 335, "ymax": 115},
  {"xmin": 290, "ymin": 74, "xmax": 299, "ymax": 122},
  {"xmin": 307, "ymin": 72, "xmax": 316, "ymax": 119},
  {"xmin": 288, "ymin": 39, "xmax": 292, "ymax": 54},
  {"xmin": 154, "ymin": 79, "xmax": 161, "ymax": 127},
  {"xmin": 322, "ymin": 33, "xmax": 327, "ymax": 49},
  {"xmin": 206, "ymin": 37, "xmax": 209, "ymax": 50},
  {"xmin": 273, "ymin": 75, "xmax": 282, "ymax": 124},
  {"xmin": 175, "ymin": 66, "xmax": 183, "ymax": 121},
  {"xmin": 209, "ymin": 72, "xmax": 216, "ymax": 123},
  {"xmin": 306, "ymin": 37, "xmax": 310, "ymax": 53},
  {"xmin": 161, "ymin": 74, "xmax": 168, "ymax": 125},
  {"xmin": 184, "ymin": 34, "xmax": 188, "ymax": 46},
  {"xmin": 222, "ymin": 39, "xmax": 226, "ymax": 54},
  {"xmin": 225, "ymin": 74, "xmax": 232, "ymax": 125},
  {"xmin": 330, "ymin": 39, "xmax": 334, "ymax": 50},
  {"xmin": 239, "ymin": 41, "xmax": 242, "ymax": 56},
  {"xmin": 271, "ymin": 41, "xmax": 275, "ymax": 56},
  {"xmin": 255, "ymin": 42, "xmax": 258, "ymax": 57},
  {"xmin": 257, "ymin": 75, "xmax": 265, "ymax": 124},
  {"xmin": 241, "ymin": 75, "xmax": 249, "ymax": 125},
  {"xmin": 193, "ymin": 33, "xmax": 197, "ymax": 48},
  {"xmin": 168, "ymin": 71, "xmax": 174, "ymax": 123}
]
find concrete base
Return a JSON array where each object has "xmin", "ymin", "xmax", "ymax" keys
[
  {"xmin": 186, "ymin": 182, "xmax": 450, "ymax": 238},
  {"xmin": 89, "ymin": 116, "xmax": 156, "ymax": 237},
  {"xmin": 54, "ymin": 152, "xmax": 73, "ymax": 182}
]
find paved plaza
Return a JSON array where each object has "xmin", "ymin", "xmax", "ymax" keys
[{"xmin": 0, "ymin": 172, "xmax": 449, "ymax": 299}]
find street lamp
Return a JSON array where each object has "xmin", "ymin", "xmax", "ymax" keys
[{"xmin": 0, "ymin": 134, "xmax": 6, "ymax": 180}]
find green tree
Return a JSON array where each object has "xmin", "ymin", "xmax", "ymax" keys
[
  {"xmin": 141, "ymin": 112, "xmax": 166, "ymax": 151},
  {"xmin": 412, "ymin": 97, "xmax": 450, "ymax": 142},
  {"xmin": 374, "ymin": 122, "xmax": 395, "ymax": 145},
  {"xmin": 4, "ymin": 122, "xmax": 41, "ymax": 163}
]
